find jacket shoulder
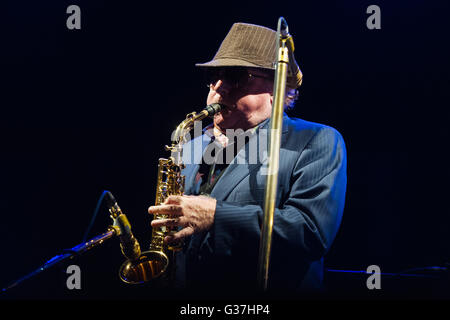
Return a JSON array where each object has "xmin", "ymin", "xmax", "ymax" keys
[
  {"xmin": 286, "ymin": 116, "xmax": 344, "ymax": 139},
  {"xmin": 282, "ymin": 116, "xmax": 346, "ymax": 154}
]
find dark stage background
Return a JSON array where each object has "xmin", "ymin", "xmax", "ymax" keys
[{"xmin": 0, "ymin": 0, "xmax": 449, "ymax": 300}]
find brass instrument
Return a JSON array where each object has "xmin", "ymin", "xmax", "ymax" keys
[{"xmin": 118, "ymin": 103, "xmax": 223, "ymax": 285}]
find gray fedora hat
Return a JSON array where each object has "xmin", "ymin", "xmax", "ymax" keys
[{"xmin": 196, "ymin": 22, "xmax": 302, "ymax": 89}]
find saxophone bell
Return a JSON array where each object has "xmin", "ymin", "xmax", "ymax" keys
[{"xmin": 119, "ymin": 250, "xmax": 169, "ymax": 284}]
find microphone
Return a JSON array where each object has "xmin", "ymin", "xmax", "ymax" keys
[
  {"xmin": 105, "ymin": 191, "xmax": 141, "ymax": 261},
  {"xmin": 278, "ymin": 17, "xmax": 303, "ymax": 88}
]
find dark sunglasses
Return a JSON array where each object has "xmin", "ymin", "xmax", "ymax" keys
[{"xmin": 204, "ymin": 68, "xmax": 273, "ymax": 88}]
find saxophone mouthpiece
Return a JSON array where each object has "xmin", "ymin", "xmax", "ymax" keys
[{"xmin": 204, "ymin": 103, "xmax": 223, "ymax": 117}]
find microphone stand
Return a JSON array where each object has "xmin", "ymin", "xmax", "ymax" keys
[
  {"xmin": 257, "ymin": 17, "xmax": 293, "ymax": 292},
  {"xmin": 2, "ymin": 226, "xmax": 120, "ymax": 293}
]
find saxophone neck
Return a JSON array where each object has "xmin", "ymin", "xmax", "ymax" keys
[
  {"xmin": 167, "ymin": 104, "xmax": 223, "ymax": 166},
  {"xmin": 171, "ymin": 103, "xmax": 223, "ymax": 146}
]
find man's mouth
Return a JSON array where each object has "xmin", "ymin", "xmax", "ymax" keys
[{"xmin": 221, "ymin": 104, "xmax": 236, "ymax": 112}]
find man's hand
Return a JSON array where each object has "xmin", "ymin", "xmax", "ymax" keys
[{"xmin": 148, "ymin": 195, "xmax": 217, "ymax": 243}]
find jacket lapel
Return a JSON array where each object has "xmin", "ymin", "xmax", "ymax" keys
[
  {"xmin": 210, "ymin": 115, "xmax": 290, "ymax": 201},
  {"xmin": 182, "ymin": 133, "xmax": 211, "ymax": 195}
]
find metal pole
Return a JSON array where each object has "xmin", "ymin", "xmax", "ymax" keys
[
  {"xmin": 257, "ymin": 17, "xmax": 290, "ymax": 291},
  {"xmin": 2, "ymin": 228, "xmax": 118, "ymax": 292}
]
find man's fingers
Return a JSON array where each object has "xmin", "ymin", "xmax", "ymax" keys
[
  {"xmin": 164, "ymin": 195, "xmax": 182, "ymax": 205},
  {"xmin": 165, "ymin": 226, "xmax": 194, "ymax": 243},
  {"xmin": 148, "ymin": 204, "xmax": 182, "ymax": 216},
  {"xmin": 151, "ymin": 217, "xmax": 183, "ymax": 228}
]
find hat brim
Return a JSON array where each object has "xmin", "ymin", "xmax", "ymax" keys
[
  {"xmin": 195, "ymin": 58, "xmax": 274, "ymax": 70},
  {"xmin": 195, "ymin": 58, "xmax": 301, "ymax": 89}
]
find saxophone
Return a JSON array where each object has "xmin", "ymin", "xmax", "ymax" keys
[{"xmin": 118, "ymin": 103, "xmax": 223, "ymax": 285}]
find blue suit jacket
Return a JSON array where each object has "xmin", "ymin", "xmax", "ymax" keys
[{"xmin": 176, "ymin": 114, "xmax": 347, "ymax": 296}]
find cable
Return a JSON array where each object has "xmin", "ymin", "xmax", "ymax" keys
[
  {"xmin": 81, "ymin": 190, "xmax": 109, "ymax": 243},
  {"xmin": 326, "ymin": 266, "xmax": 447, "ymax": 279},
  {"xmin": 396, "ymin": 266, "xmax": 448, "ymax": 275}
]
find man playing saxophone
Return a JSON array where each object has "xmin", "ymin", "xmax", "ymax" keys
[{"xmin": 148, "ymin": 22, "xmax": 347, "ymax": 297}]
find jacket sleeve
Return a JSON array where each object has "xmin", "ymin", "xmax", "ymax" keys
[{"xmin": 202, "ymin": 126, "xmax": 347, "ymax": 262}]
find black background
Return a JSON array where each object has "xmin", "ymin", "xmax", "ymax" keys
[{"xmin": 0, "ymin": 0, "xmax": 449, "ymax": 301}]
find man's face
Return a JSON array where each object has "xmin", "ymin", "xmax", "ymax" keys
[{"xmin": 205, "ymin": 67, "xmax": 274, "ymax": 132}]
